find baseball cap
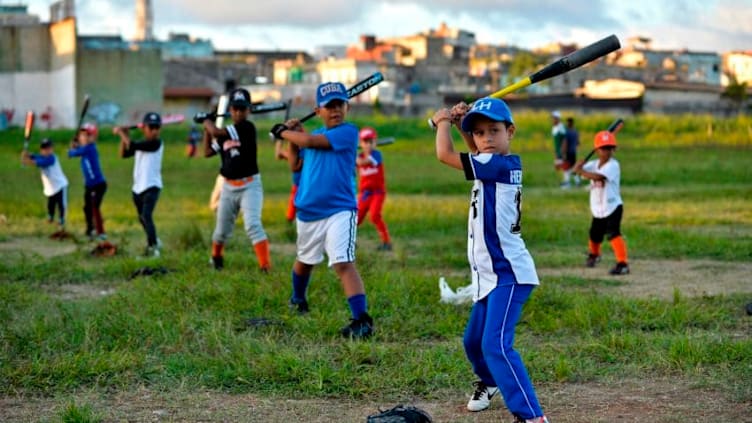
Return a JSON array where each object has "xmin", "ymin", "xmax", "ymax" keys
[
  {"xmin": 316, "ymin": 82, "xmax": 349, "ymax": 107},
  {"xmin": 80, "ymin": 122, "xmax": 98, "ymax": 136},
  {"xmin": 40, "ymin": 138, "xmax": 53, "ymax": 149},
  {"xmin": 460, "ymin": 97, "xmax": 514, "ymax": 132},
  {"xmin": 593, "ymin": 130, "xmax": 617, "ymax": 149},
  {"xmin": 229, "ymin": 88, "xmax": 251, "ymax": 107},
  {"xmin": 142, "ymin": 112, "xmax": 162, "ymax": 126},
  {"xmin": 551, "ymin": 110, "xmax": 561, "ymax": 119},
  {"xmin": 359, "ymin": 127, "xmax": 377, "ymax": 140}
]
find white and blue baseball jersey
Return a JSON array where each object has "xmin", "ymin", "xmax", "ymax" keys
[
  {"xmin": 294, "ymin": 123, "xmax": 358, "ymax": 222},
  {"xmin": 460, "ymin": 152, "xmax": 539, "ymax": 302},
  {"xmin": 32, "ymin": 153, "xmax": 69, "ymax": 197}
]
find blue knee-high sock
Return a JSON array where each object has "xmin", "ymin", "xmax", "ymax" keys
[
  {"xmin": 291, "ymin": 271, "xmax": 310, "ymax": 303},
  {"xmin": 347, "ymin": 294, "xmax": 367, "ymax": 319}
]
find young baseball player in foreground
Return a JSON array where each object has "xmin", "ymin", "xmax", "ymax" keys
[
  {"xmin": 202, "ymin": 88, "xmax": 271, "ymax": 272},
  {"xmin": 270, "ymin": 81, "xmax": 374, "ymax": 340},
  {"xmin": 432, "ymin": 98, "xmax": 548, "ymax": 423},
  {"xmin": 573, "ymin": 131, "xmax": 630, "ymax": 275},
  {"xmin": 356, "ymin": 127, "xmax": 392, "ymax": 251},
  {"xmin": 22, "ymin": 138, "xmax": 69, "ymax": 236},
  {"xmin": 114, "ymin": 112, "xmax": 164, "ymax": 257}
]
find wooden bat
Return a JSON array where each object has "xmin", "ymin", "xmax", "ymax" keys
[
  {"xmin": 126, "ymin": 114, "xmax": 185, "ymax": 130},
  {"xmin": 21, "ymin": 110, "xmax": 35, "ymax": 167},
  {"xmin": 583, "ymin": 118, "xmax": 624, "ymax": 161},
  {"xmin": 429, "ymin": 34, "xmax": 621, "ymax": 128},
  {"xmin": 23, "ymin": 110, "xmax": 35, "ymax": 152}
]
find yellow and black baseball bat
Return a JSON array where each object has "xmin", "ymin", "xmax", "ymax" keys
[
  {"xmin": 490, "ymin": 34, "xmax": 620, "ymax": 99},
  {"xmin": 430, "ymin": 34, "xmax": 621, "ymax": 128}
]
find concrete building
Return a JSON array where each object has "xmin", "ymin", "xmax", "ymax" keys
[
  {"xmin": 614, "ymin": 38, "xmax": 722, "ymax": 85},
  {"xmin": 722, "ymin": 51, "xmax": 752, "ymax": 85},
  {"xmin": 0, "ymin": 7, "xmax": 77, "ymax": 128},
  {"xmin": 0, "ymin": 4, "xmax": 39, "ymax": 25},
  {"xmin": 0, "ymin": 1, "xmax": 163, "ymax": 130}
]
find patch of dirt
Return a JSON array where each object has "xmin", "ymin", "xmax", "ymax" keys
[
  {"xmin": 47, "ymin": 284, "xmax": 117, "ymax": 300},
  {"xmin": 538, "ymin": 259, "xmax": 752, "ymax": 300},
  {"xmin": 1, "ymin": 378, "xmax": 748, "ymax": 422},
  {"xmin": 0, "ymin": 236, "xmax": 78, "ymax": 258}
]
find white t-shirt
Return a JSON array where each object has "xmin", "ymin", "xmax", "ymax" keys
[
  {"xmin": 551, "ymin": 122, "xmax": 566, "ymax": 137},
  {"xmin": 461, "ymin": 152, "xmax": 540, "ymax": 303},
  {"xmin": 583, "ymin": 158, "xmax": 623, "ymax": 218},
  {"xmin": 37, "ymin": 154, "xmax": 69, "ymax": 196},
  {"xmin": 132, "ymin": 143, "xmax": 163, "ymax": 194}
]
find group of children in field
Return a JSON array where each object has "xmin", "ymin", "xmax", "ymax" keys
[{"xmin": 22, "ymin": 79, "xmax": 631, "ymax": 423}]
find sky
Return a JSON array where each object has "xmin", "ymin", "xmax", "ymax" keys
[{"xmin": 20, "ymin": 0, "xmax": 752, "ymax": 53}]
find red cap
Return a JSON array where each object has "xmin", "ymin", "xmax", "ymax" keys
[{"xmin": 359, "ymin": 126, "xmax": 377, "ymax": 140}]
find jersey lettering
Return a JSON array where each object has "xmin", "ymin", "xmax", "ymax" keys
[{"xmin": 510, "ymin": 169, "xmax": 522, "ymax": 184}]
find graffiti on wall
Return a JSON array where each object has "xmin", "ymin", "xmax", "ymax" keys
[{"xmin": 88, "ymin": 102, "xmax": 121, "ymax": 124}]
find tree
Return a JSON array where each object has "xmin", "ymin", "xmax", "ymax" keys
[{"xmin": 722, "ymin": 74, "xmax": 749, "ymax": 114}]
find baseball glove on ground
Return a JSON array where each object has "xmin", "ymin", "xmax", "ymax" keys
[
  {"xmin": 366, "ymin": 405, "xmax": 432, "ymax": 423},
  {"xmin": 91, "ymin": 241, "xmax": 117, "ymax": 257}
]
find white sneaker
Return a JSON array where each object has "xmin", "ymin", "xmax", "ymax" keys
[
  {"xmin": 467, "ymin": 380, "xmax": 498, "ymax": 412},
  {"xmin": 145, "ymin": 245, "xmax": 160, "ymax": 258}
]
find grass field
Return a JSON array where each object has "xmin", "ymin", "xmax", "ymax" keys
[{"xmin": 1, "ymin": 113, "xmax": 751, "ymax": 422}]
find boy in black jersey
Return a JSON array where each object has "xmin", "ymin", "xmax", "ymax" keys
[{"xmin": 202, "ymin": 88, "xmax": 271, "ymax": 271}]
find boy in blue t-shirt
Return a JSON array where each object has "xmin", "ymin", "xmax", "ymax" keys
[
  {"xmin": 68, "ymin": 124, "xmax": 108, "ymax": 241},
  {"xmin": 271, "ymin": 82, "xmax": 373, "ymax": 339}
]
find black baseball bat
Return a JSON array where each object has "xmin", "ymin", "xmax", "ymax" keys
[
  {"xmin": 299, "ymin": 72, "xmax": 384, "ymax": 123},
  {"xmin": 269, "ymin": 72, "xmax": 385, "ymax": 140},
  {"xmin": 193, "ymin": 101, "xmax": 290, "ymax": 123},
  {"xmin": 75, "ymin": 95, "xmax": 90, "ymax": 133}
]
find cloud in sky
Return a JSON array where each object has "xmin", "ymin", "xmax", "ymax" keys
[{"xmin": 24, "ymin": 0, "xmax": 752, "ymax": 53}]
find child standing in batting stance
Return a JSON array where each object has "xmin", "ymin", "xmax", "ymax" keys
[
  {"xmin": 356, "ymin": 127, "xmax": 392, "ymax": 251},
  {"xmin": 432, "ymin": 98, "xmax": 548, "ymax": 423},
  {"xmin": 201, "ymin": 88, "xmax": 271, "ymax": 272},
  {"xmin": 114, "ymin": 112, "xmax": 164, "ymax": 258},
  {"xmin": 573, "ymin": 131, "xmax": 630, "ymax": 275},
  {"xmin": 68, "ymin": 124, "xmax": 108, "ymax": 241},
  {"xmin": 22, "ymin": 138, "xmax": 69, "ymax": 234},
  {"xmin": 270, "ymin": 81, "xmax": 374, "ymax": 340}
]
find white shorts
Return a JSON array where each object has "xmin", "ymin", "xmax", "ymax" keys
[{"xmin": 296, "ymin": 210, "xmax": 357, "ymax": 267}]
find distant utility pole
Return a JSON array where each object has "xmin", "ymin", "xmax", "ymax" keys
[{"xmin": 134, "ymin": 0, "xmax": 153, "ymax": 41}]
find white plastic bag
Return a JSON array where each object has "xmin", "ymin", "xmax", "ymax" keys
[{"xmin": 439, "ymin": 276, "xmax": 474, "ymax": 305}]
